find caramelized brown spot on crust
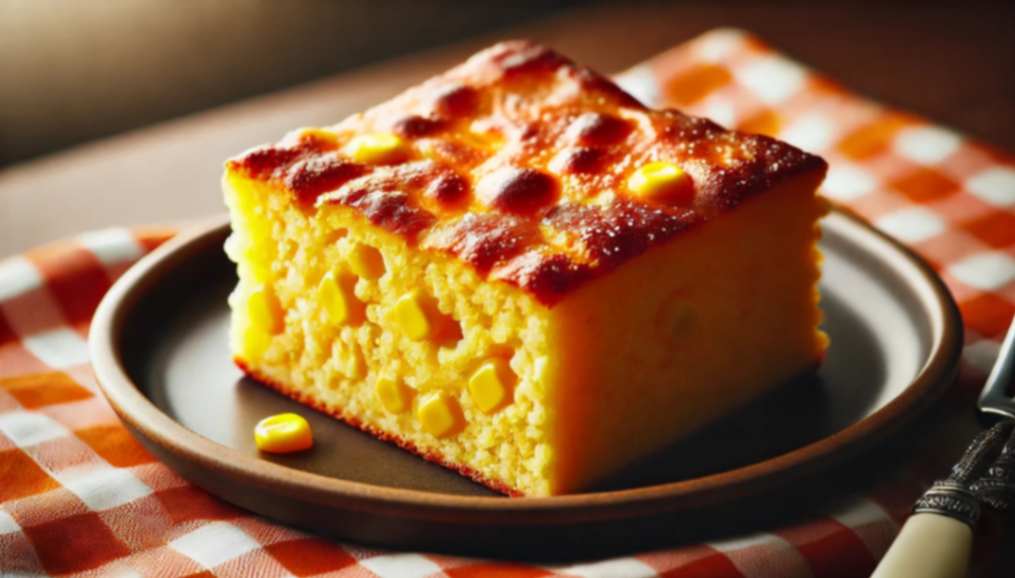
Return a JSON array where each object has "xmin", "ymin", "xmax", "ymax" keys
[
  {"xmin": 424, "ymin": 139, "xmax": 488, "ymax": 168},
  {"xmin": 566, "ymin": 112, "xmax": 631, "ymax": 146},
  {"xmin": 477, "ymin": 166, "xmax": 558, "ymax": 215},
  {"xmin": 433, "ymin": 84, "xmax": 479, "ymax": 118},
  {"xmin": 231, "ymin": 130, "xmax": 342, "ymax": 179},
  {"xmin": 425, "ymin": 213, "xmax": 537, "ymax": 273},
  {"xmin": 323, "ymin": 189, "xmax": 435, "ymax": 241},
  {"xmin": 552, "ymin": 147, "xmax": 604, "ymax": 174},
  {"xmin": 231, "ymin": 146, "xmax": 301, "ymax": 179},
  {"xmin": 545, "ymin": 201, "xmax": 692, "ymax": 267},
  {"xmin": 285, "ymin": 155, "xmax": 367, "ymax": 205},
  {"xmin": 485, "ymin": 201, "xmax": 694, "ymax": 303},
  {"xmin": 491, "ymin": 42, "xmax": 567, "ymax": 77},
  {"xmin": 229, "ymin": 136, "xmax": 365, "ymax": 205},
  {"xmin": 493, "ymin": 251, "xmax": 590, "ymax": 304},
  {"xmin": 425, "ymin": 172, "xmax": 470, "ymax": 207},
  {"xmin": 695, "ymin": 133, "xmax": 826, "ymax": 214},
  {"xmin": 518, "ymin": 122, "xmax": 542, "ymax": 142},
  {"xmin": 392, "ymin": 114, "xmax": 444, "ymax": 138},
  {"xmin": 347, "ymin": 161, "xmax": 435, "ymax": 193}
]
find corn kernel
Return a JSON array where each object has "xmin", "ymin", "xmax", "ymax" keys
[
  {"xmin": 385, "ymin": 291, "xmax": 430, "ymax": 340},
  {"xmin": 417, "ymin": 392, "xmax": 461, "ymax": 437},
  {"xmin": 317, "ymin": 272, "xmax": 348, "ymax": 324},
  {"xmin": 242, "ymin": 328, "xmax": 271, "ymax": 359},
  {"xmin": 248, "ymin": 285, "xmax": 283, "ymax": 334},
  {"xmin": 626, "ymin": 161, "xmax": 693, "ymax": 205},
  {"xmin": 347, "ymin": 243, "xmax": 385, "ymax": 279},
  {"xmin": 319, "ymin": 270, "xmax": 365, "ymax": 326},
  {"xmin": 468, "ymin": 359, "xmax": 515, "ymax": 413},
  {"xmin": 344, "ymin": 132, "xmax": 408, "ymax": 165},
  {"xmin": 298, "ymin": 127, "xmax": 339, "ymax": 148},
  {"xmin": 254, "ymin": 413, "xmax": 313, "ymax": 453},
  {"xmin": 376, "ymin": 376, "xmax": 412, "ymax": 413}
]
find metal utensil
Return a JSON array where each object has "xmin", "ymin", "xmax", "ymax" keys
[
  {"xmin": 972, "ymin": 316, "xmax": 1015, "ymax": 512},
  {"xmin": 872, "ymin": 316, "xmax": 1015, "ymax": 578},
  {"xmin": 978, "ymin": 317, "xmax": 1015, "ymax": 423}
]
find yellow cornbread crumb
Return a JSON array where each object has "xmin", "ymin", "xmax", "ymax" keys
[
  {"xmin": 336, "ymin": 346, "xmax": 365, "ymax": 379},
  {"xmin": 417, "ymin": 392, "xmax": 462, "ymax": 438},
  {"xmin": 347, "ymin": 243, "xmax": 386, "ymax": 279},
  {"xmin": 468, "ymin": 359, "xmax": 514, "ymax": 414},
  {"xmin": 344, "ymin": 132, "xmax": 408, "ymax": 165},
  {"xmin": 254, "ymin": 413, "xmax": 313, "ymax": 453},
  {"xmin": 626, "ymin": 161, "xmax": 693, "ymax": 204}
]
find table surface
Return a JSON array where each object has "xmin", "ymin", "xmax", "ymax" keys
[{"xmin": 1, "ymin": 0, "xmax": 1012, "ymax": 257}]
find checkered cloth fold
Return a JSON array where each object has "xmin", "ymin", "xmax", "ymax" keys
[{"xmin": 2, "ymin": 29, "xmax": 1013, "ymax": 578}]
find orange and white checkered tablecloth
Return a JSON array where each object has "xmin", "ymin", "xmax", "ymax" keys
[{"xmin": 2, "ymin": 29, "xmax": 1013, "ymax": 578}]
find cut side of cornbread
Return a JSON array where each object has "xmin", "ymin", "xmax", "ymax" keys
[{"xmin": 223, "ymin": 40, "xmax": 828, "ymax": 496}]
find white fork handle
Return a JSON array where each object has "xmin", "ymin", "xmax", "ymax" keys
[{"xmin": 870, "ymin": 513, "xmax": 972, "ymax": 578}]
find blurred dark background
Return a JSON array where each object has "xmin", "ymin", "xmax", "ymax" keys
[
  {"xmin": 0, "ymin": 0, "xmax": 583, "ymax": 166},
  {"xmin": 2, "ymin": 0, "xmax": 1013, "ymax": 167}
]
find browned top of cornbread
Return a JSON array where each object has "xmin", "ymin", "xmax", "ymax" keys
[{"xmin": 227, "ymin": 40, "xmax": 826, "ymax": 305}]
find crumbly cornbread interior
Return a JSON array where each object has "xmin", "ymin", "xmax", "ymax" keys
[
  {"xmin": 225, "ymin": 171, "xmax": 557, "ymax": 495},
  {"xmin": 224, "ymin": 165, "xmax": 825, "ymax": 496}
]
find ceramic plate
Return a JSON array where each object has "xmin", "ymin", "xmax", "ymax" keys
[{"xmin": 89, "ymin": 209, "xmax": 962, "ymax": 556}]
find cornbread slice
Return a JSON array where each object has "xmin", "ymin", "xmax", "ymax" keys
[{"xmin": 223, "ymin": 41, "xmax": 828, "ymax": 496}]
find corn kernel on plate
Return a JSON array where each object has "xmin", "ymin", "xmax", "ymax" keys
[{"xmin": 89, "ymin": 208, "xmax": 961, "ymax": 555}]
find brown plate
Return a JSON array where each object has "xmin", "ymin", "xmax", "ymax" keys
[{"xmin": 90, "ymin": 209, "xmax": 962, "ymax": 557}]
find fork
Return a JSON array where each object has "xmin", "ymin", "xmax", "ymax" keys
[
  {"xmin": 978, "ymin": 318, "xmax": 1015, "ymax": 424},
  {"xmin": 872, "ymin": 316, "xmax": 1015, "ymax": 578}
]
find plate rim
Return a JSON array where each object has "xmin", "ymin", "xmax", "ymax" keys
[{"xmin": 89, "ymin": 208, "xmax": 963, "ymax": 523}]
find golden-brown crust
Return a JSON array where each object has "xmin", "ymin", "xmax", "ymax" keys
[
  {"xmin": 227, "ymin": 40, "xmax": 826, "ymax": 305},
  {"xmin": 233, "ymin": 357, "xmax": 522, "ymax": 497}
]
